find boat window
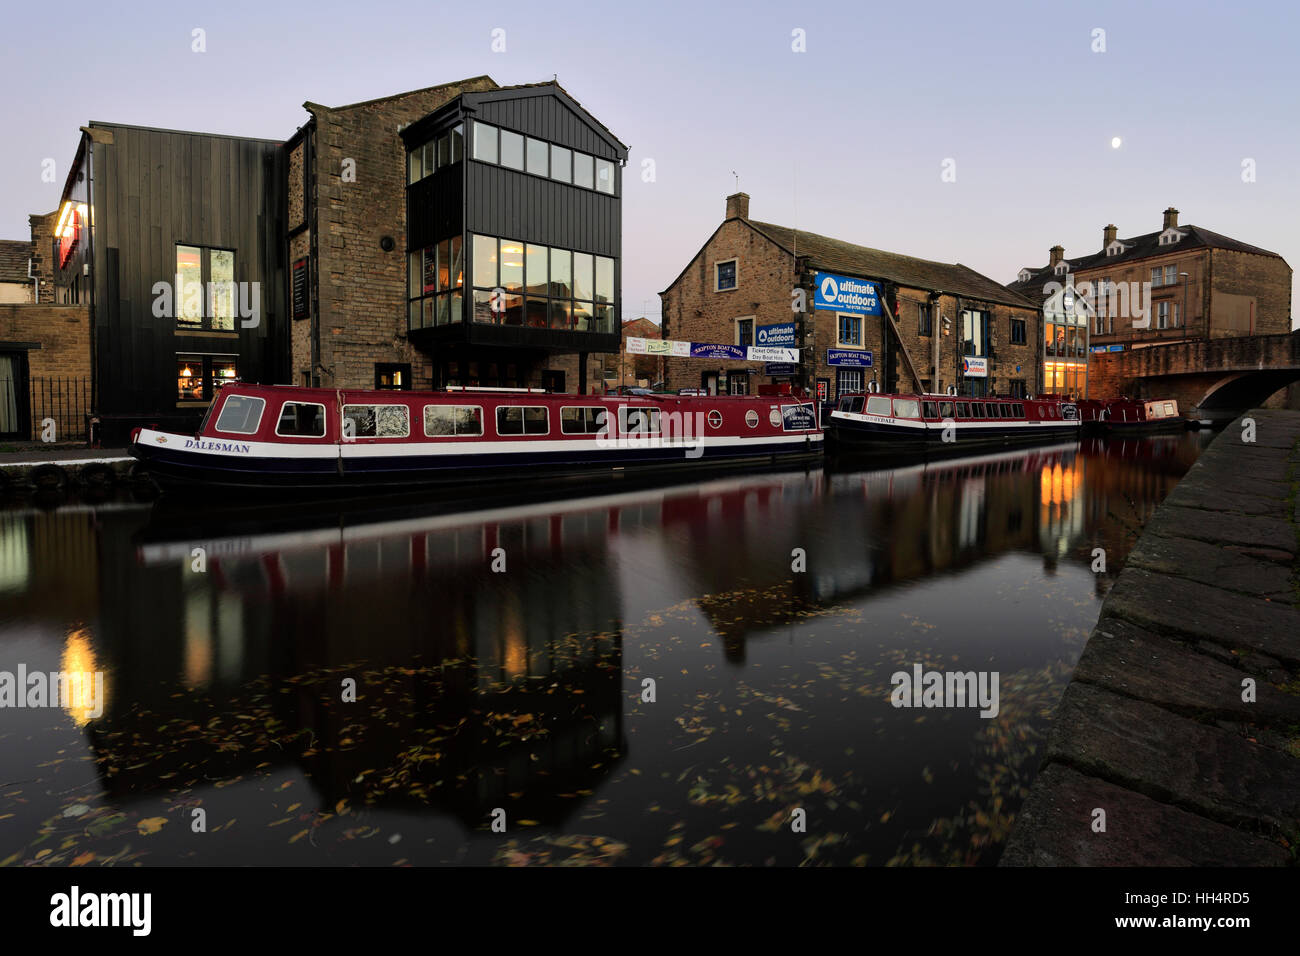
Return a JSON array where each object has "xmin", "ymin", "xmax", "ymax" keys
[
  {"xmin": 342, "ymin": 404, "xmax": 410, "ymax": 439},
  {"xmin": 214, "ymin": 394, "xmax": 265, "ymax": 434},
  {"xmin": 619, "ymin": 406, "xmax": 661, "ymax": 434},
  {"xmin": 1013, "ymin": 403, "xmax": 1024, "ymax": 417},
  {"xmin": 969, "ymin": 403, "xmax": 983, "ymax": 419},
  {"xmin": 865, "ymin": 396, "xmax": 892, "ymax": 416},
  {"xmin": 276, "ymin": 401, "xmax": 326, "ymax": 438},
  {"xmin": 1164, "ymin": 401, "xmax": 1176, "ymax": 416},
  {"xmin": 424, "ymin": 405, "xmax": 483, "ymax": 437},
  {"xmin": 922, "ymin": 401, "xmax": 938, "ymax": 419},
  {"xmin": 956, "ymin": 402, "xmax": 970, "ymax": 419},
  {"xmin": 561, "ymin": 406, "xmax": 608, "ymax": 434},
  {"xmin": 999, "ymin": 403, "xmax": 1013, "ymax": 418},
  {"xmin": 892, "ymin": 399, "xmax": 920, "ymax": 419},
  {"xmin": 844, "ymin": 397, "xmax": 863, "ymax": 413},
  {"xmin": 837, "ymin": 398, "xmax": 853, "ymax": 412},
  {"xmin": 497, "ymin": 405, "xmax": 550, "ymax": 436},
  {"xmin": 938, "ymin": 401, "xmax": 954, "ymax": 419}
]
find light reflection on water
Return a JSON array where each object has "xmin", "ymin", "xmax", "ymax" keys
[{"xmin": 0, "ymin": 432, "xmax": 1211, "ymax": 866}]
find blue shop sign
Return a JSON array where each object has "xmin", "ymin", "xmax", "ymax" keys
[
  {"xmin": 690, "ymin": 343, "xmax": 747, "ymax": 359},
  {"xmin": 826, "ymin": 349, "xmax": 874, "ymax": 368},
  {"xmin": 813, "ymin": 272, "xmax": 882, "ymax": 315},
  {"xmin": 756, "ymin": 323, "xmax": 796, "ymax": 347}
]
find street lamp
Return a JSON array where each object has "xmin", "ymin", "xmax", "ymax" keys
[{"xmin": 1180, "ymin": 272, "xmax": 1190, "ymax": 343}]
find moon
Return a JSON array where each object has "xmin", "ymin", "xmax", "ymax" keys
[{"xmin": 1110, "ymin": 136, "xmax": 1122, "ymax": 149}]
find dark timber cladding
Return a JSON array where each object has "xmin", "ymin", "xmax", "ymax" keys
[
  {"xmin": 86, "ymin": 122, "xmax": 286, "ymax": 425},
  {"xmin": 402, "ymin": 83, "xmax": 626, "ymax": 363}
]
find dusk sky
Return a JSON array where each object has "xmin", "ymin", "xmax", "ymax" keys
[{"xmin": 2, "ymin": 0, "xmax": 1295, "ymax": 326}]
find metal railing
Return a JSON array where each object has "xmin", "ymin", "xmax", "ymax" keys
[{"xmin": 25, "ymin": 376, "xmax": 92, "ymax": 441}]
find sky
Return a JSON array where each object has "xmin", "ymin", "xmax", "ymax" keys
[{"xmin": 2, "ymin": 0, "xmax": 1296, "ymax": 326}]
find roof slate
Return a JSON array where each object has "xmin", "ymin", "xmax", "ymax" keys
[{"xmin": 0, "ymin": 239, "xmax": 33, "ymax": 284}]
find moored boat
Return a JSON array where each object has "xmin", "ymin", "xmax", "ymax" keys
[
  {"xmin": 1077, "ymin": 397, "xmax": 1185, "ymax": 435},
  {"xmin": 129, "ymin": 383, "xmax": 823, "ymax": 493},
  {"xmin": 825, "ymin": 391, "xmax": 1080, "ymax": 456}
]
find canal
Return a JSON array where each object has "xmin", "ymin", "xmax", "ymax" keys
[{"xmin": 0, "ymin": 432, "xmax": 1212, "ymax": 866}]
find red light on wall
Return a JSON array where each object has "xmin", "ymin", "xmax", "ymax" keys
[{"xmin": 56, "ymin": 202, "xmax": 85, "ymax": 269}]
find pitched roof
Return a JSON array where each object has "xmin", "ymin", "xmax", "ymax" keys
[
  {"xmin": 0, "ymin": 239, "xmax": 33, "ymax": 283},
  {"xmin": 309, "ymin": 75, "xmax": 498, "ymax": 112},
  {"xmin": 745, "ymin": 220, "xmax": 1036, "ymax": 310},
  {"xmin": 1009, "ymin": 224, "xmax": 1289, "ymax": 300}
]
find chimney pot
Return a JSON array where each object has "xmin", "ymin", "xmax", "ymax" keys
[
  {"xmin": 1048, "ymin": 245, "xmax": 1064, "ymax": 267},
  {"xmin": 1162, "ymin": 206, "xmax": 1180, "ymax": 230},
  {"xmin": 1103, "ymin": 224, "xmax": 1118, "ymax": 247},
  {"xmin": 726, "ymin": 192, "xmax": 750, "ymax": 221}
]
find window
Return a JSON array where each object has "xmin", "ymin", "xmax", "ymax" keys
[
  {"xmin": 596, "ymin": 158, "xmax": 615, "ymax": 194},
  {"xmin": 472, "ymin": 122, "xmax": 498, "ymax": 163},
  {"xmin": 550, "ymin": 145, "xmax": 572, "ymax": 183},
  {"xmin": 715, "ymin": 259, "xmax": 737, "ymax": 291},
  {"xmin": 276, "ymin": 402, "xmax": 326, "ymax": 438},
  {"xmin": 728, "ymin": 376, "xmax": 748, "ymax": 395},
  {"xmin": 1151, "ymin": 267, "xmax": 1163, "ymax": 288},
  {"xmin": 1164, "ymin": 264, "xmax": 1178, "ymax": 286},
  {"xmin": 214, "ymin": 394, "xmax": 264, "ymax": 434},
  {"xmin": 1009, "ymin": 380, "xmax": 1027, "ymax": 399},
  {"xmin": 971, "ymin": 403, "xmax": 985, "ymax": 419},
  {"xmin": 177, "ymin": 354, "xmax": 238, "ymax": 402},
  {"xmin": 526, "ymin": 137, "xmax": 549, "ymax": 175},
  {"xmin": 956, "ymin": 402, "xmax": 970, "ymax": 418},
  {"xmin": 342, "ymin": 404, "xmax": 410, "ymax": 439},
  {"xmin": 175, "ymin": 245, "xmax": 237, "ymax": 331},
  {"xmin": 999, "ymin": 403, "xmax": 1013, "ymax": 418},
  {"xmin": 496, "ymin": 405, "xmax": 549, "ymax": 435},
  {"xmin": 1013, "ymin": 403, "xmax": 1024, "ymax": 417},
  {"xmin": 893, "ymin": 399, "xmax": 920, "ymax": 419},
  {"xmin": 960, "ymin": 309, "xmax": 987, "ymax": 356},
  {"xmin": 1010, "ymin": 318, "xmax": 1026, "ymax": 345},
  {"xmin": 499, "ymin": 130, "xmax": 524, "ymax": 170},
  {"xmin": 469, "ymin": 235, "xmax": 614, "ymax": 333},
  {"xmin": 423, "ymin": 405, "xmax": 483, "ymax": 437},
  {"xmin": 919, "ymin": 303, "xmax": 932, "ymax": 336},
  {"xmin": 836, "ymin": 368, "xmax": 863, "ymax": 398},
  {"xmin": 837, "ymin": 314, "xmax": 862, "ymax": 347},
  {"xmin": 1157, "ymin": 301, "xmax": 1170, "ymax": 329},
  {"xmin": 375, "ymin": 363, "xmax": 411, "ymax": 390},
  {"xmin": 938, "ymin": 401, "xmax": 954, "ymax": 419},
  {"xmin": 865, "ymin": 396, "xmax": 891, "ymax": 416},
  {"xmin": 922, "ymin": 401, "xmax": 939, "ymax": 418},
  {"xmin": 619, "ymin": 407, "xmax": 660, "ymax": 434},
  {"xmin": 407, "ymin": 236, "xmax": 463, "ymax": 330},
  {"xmin": 561, "ymin": 406, "xmax": 608, "ymax": 434},
  {"xmin": 573, "ymin": 152, "xmax": 594, "ymax": 189},
  {"xmin": 1172, "ymin": 303, "xmax": 1179, "ymax": 327},
  {"xmin": 736, "ymin": 317, "xmax": 755, "ymax": 346}
]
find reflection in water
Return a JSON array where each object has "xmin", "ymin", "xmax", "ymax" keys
[
  {"xmin": 59, "ymin": 628, "xmax": 105, "ymax": 727},
  {"xmin": 0, "ymin": 432, "xmax": 1212, "ymax": 865}
]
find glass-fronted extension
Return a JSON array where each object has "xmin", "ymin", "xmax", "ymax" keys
[
  {"xmin": 1042, "ymin": 283, "xmax": 1089, "ymax": 398},
  {"xmin": 401, "ymin": 86, "xmax": 626, "ymax": 391}
]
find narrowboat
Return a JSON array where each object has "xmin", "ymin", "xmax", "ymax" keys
[
  {"xmin": 1077, "ymin": 397, "xmax": 1185, "ymax": 435},
  {"xmin": 825, "ymin": 392, "xmax": 1080, "ymax": 455},
  {"xmin": 129, "ymin": 383, "xmax": 823, "ymax": 493}
]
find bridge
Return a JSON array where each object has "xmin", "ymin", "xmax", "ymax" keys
[{"xmin": 1088, "ymin": 331, "xmax": 1300, "ymax": 421}]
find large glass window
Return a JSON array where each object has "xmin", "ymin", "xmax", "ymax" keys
[
  {"xmin": 343, "ymin": 404, "xmax": 410, "ymax": 439},
  {"xmin": 561, "ymin": 406, "xmax": 607, "ymax": 434},
  {"xmin": 407, "ymin": 235, "xmax": 463, "ymax": 330},
  {"xmin": 177, "ymin": 354, "xmax": 238, "ymax": 403},
  {"xmin": 175, "ymin": 245, "xmax": 235, "ymax": 332},
  {"xmin": 550, "ymin": 145, "xmax": 572, "ymax": 183},
  {"xmin": 497, "ymin": 406, "xmax": 549, "ymax": 436},
  {"xmin": 961, "ymin": 309, "xmax": 987, "ymax": 356},
  {"xmin": 596, "ymin": 158, "xmax": 615, "ymax": 194},
  {"xmin": 573, "ymin": 152, "xmax": 594, "ymax": 189},
  {"xmin": 469, "ymin": 235, "xmax": 615, "ymax": 332},
  {"xmin": 526, "ymin": 138, "xmax": 548, "ymax": 175}
]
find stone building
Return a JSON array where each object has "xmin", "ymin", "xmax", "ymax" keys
[
  {"xmin": 1009, "ymin": 208, "xmax": 1292, "ymax": 349},
  {"xmin": 660, "ymin": 193, "xmax": 1042, "ymax": 401}
]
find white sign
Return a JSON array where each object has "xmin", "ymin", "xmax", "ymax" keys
[{"xmin": 962, "ymin": 356, "xmax": 988, "ymax": 378}]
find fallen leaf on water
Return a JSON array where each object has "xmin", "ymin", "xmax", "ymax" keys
[{"xmin": 137, "ymin": 817, "xmax": 167, "ymax": 835}]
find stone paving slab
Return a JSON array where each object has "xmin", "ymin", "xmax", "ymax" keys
[
  {"xmin": 1073, "ymin": 615, "xmax": 1300, "ymax": 724},
  {"xmin": 1000, "ymin": 764, "xmax": 1291, "ymax": 867},
  {"xmin": 1046, "ymin": 683, "xmax": 1300, "ymax": 837},
  {"xmin": 1125, "ymin": 532, "xmax": 1294, "ymax": 600},
  {"xmin": 1139, "ymin": 505, "xmax": 1297, "ymax": 557},
  {"xmin": 1104, "ymin": 567, "xmax": 1300, "ymax": 664}
]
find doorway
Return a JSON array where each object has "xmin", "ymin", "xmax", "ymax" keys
[{"xmin": 0, "ymin": 352, "xmax": 30, "ymax": 440}]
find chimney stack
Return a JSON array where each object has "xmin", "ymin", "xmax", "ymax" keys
[
  {"xmin": 1048, "ymin": 245, "xmax": 1064, "ymax": 267},
  {"xmin": 1162, "ymin": 206, "xmax": 1180, "ymax": 230},
  {"xmin": 1103, "ymin": 224, "xmax": 1118, "ymax": 247},
  {"xmin": 725, "ymin": 192, "xmax": 750, "ymax": 221}
]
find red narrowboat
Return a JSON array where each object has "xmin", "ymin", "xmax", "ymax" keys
[
  {"xmin": 1077, "ymin": 397, "xmax": 1185, "ymax": 435},
  {"xmin": 129, "ymin": 384, "xmax": 823, "ymax": 492},
  {"xmin": 825, "ymin": 392, "xmax": 1081, "ymax": 455}
]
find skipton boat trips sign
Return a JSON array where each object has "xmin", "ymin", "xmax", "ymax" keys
[
  {"xmin": 813, "ymin": 272, "xmax": 882, "ymax": 315},
  {"xmin": 626, "ymin": 337, "xmax": 799, "ymax": 364}
]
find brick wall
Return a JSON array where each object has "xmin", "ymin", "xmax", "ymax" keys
[
  {"xmin": 548, "ymin": 316, "xmax": 662, "ymax": 392},
  {"xmin": 1210, "ymin": 248, "xmax": 1292, "ymax": 337},
  {"xmin": 0, "ymin": 303, "xmax": 92, "ymax": 436},
  {"xmin": 305, "ymin": 78, "xmax": 497, "ymax": 392},
  {"xmin": 27, "ymin": 211, "xmax": 58, "ymax": 304}
]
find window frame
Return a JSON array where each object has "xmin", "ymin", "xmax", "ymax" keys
[
  {"xmin": 341, "ymin": 403, "xmax": 411, "ymax": 440},
  {"xmin": 837, "ymin": 313, "xmax": 863, "ymax": 348},
  {"xmin": 174, "ymin": 243, "xmax": 238, "ymax": 333},
  {"xmin": 213, "ymin": 394, "xmax": 265, "ymax": 435},
  {"xmin": 618, "ymin": 406, "xmax": 661, "ymax": 435},
  {"xmin": 714, "ymin": 258, "xmax": 738, "ymax": 292},
  {"xmin": 735, "ymin": 316, "xmax": 755, "ymax": 347},
  {"xmin": 496, "ymin": 404, "xmax": 550, "ymax": 436},
  {"xmin": 560, "ymin": 405, "xmax": 609, "ymax": 435},
  {"xmin": 423, "ymin": 404, "xmax": 484, "ymax": 438},
  {"xmin": 274, "ymin": 400, "xmax": 328, "ymax": 439}
]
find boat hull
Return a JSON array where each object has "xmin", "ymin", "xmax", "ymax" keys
[
  {"xmin": 131, "ymin": 430, "xmax": 824, "ymax": 494},
  {"xmin": 826, "ymin": 414, "xmax": 1080, "ymax": 457}
]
